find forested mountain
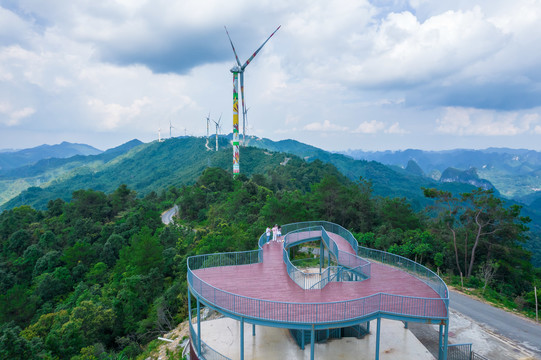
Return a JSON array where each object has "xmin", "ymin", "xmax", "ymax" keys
[
  {"xmin": 0, "ymin": 140, "xmax": 142, "ymax": 207},
  {"xmin": 0, "ymin": 142, "xmax": 102, "ymax": 171},
  {"xmin": 2, "ymin": 136, "xmax": 541, "ymax": 266},
  {"xmin": 2, "ymin": 136, "xmax": 477, "ymax": 212},
  {"xmin": 340, "ymin": 148, "xmax": 541, "ymax": 200},
  {"xmin": 1, "ymin": 162, "xmax": 538, "ymax": 359}
]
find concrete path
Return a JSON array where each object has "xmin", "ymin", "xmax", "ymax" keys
[{"xmin": 161, "ymin": 205, "xmax": 178, "ymax": 225}]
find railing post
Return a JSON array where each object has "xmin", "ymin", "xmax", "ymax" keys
[
  {"xmin": 197, "ymin": 298, "xmax": 201, "ymax": 357},
  {"xmin": 320, "ymin": 240, "xmax": 324, "ymax": 273}
]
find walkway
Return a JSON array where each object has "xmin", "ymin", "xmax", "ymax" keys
[{"xmin": 193, "ymin": 235, "xmax": 446, "ymax": 322}]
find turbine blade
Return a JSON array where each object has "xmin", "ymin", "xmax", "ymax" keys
[
  {"xmin": 224, "ymin": 26, "xmax": 241, "ymax": 67},
  {"xmin": 241, "ymin": 25, "xmax": 281, "ymax": 70}
]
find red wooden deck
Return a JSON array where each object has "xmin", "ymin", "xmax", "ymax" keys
[{"xmin": 194, "ymin": 233, "xmax": 443, "ymax": 308}]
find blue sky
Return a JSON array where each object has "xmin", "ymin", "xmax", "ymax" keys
[{"xmin": 1, "ymin": 0, "xmax": 541, "ymax": 152}]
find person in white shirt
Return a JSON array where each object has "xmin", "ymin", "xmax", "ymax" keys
[{"xmin": 265, "ymin": 227, "xmax": 271, "ymax": 243}]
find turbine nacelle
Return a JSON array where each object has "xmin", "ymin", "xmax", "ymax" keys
[{"xmin": 230, "ymin": 66, "xmax": 242, "ymax": 73}]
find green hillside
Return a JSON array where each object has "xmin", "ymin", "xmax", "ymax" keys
[
  {"xmin": 0, "ymin": 141, "xmax": 102, "ymax": 171},
  {"xmin": 2, "ymin": 136, "xmax": 478, "ymax": 212},
  {"xmin": 0, "ymin": 140, "xmax": 142, "ymax": 207}
]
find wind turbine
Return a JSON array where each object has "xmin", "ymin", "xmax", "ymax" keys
[
  {"xmin": 206, "ymin": 112, "xmax": 211, "ymax": 138},
  {"xmin": 169, "ymin": 119, "xmax": 175, "ymax": 138},
  {"xmin": 158, "ymin": 128, "xmax": 163, "ymax": 142},
  {"xmin": 213, "ymin": 114, "xmax": 222, "ymax": 151},
  {"xmin": 224, "ymin": 25, "xmax": 280, "ymax": 175}
]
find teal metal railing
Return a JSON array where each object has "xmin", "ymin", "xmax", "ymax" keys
[
  {"xmin": 189, "ymin": 318, "xmax": 231, "ymax": 360},
  {"xmin": 187, "ymin": 221, "xmax": 449, "ymax": 326},
  {"xmin": 282, "ymin": 224, "xmax": 370, "ymax": 289},
  {"xmin": 188, "ymin": 269, "xmax": 448, "ymax": 323},
  {"xmin": 283, "ymin": 221, "xmax": 446, "ymax": 302},
  {"xmin": 357, "ymin": 246, "xmax": 448, "ymax": 302}
]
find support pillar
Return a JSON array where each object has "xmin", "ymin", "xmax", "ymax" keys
[
  {"xmin": 197, "ymin": 298, "xmax": 201, "ymax": 357},
  {"xmin": 301, "ymin": 330, "xmax": 305, "ymax": 350},
  {"xmin": 375, "ymin": 318, "xmax": 381, "ymax": 360},
  {"xmin": 403, "ymin": 321, "xmax": 408, "ymax": 329},
  {"xmin": 252, "ymin": 323, "xmax": 256, "ymax": 336},
  {"xmin": 366, "ymin": 320, "xmax": 370, "ymax": 333},
  {"xmin": 319, "ymin": 241, "xmax": 324, "ymax": 273},
  {"xmin": 328, "ymin": 247, "xmax": 331, "ymax": 267},
  {"xmin": 442, "ymin": 322, "xmax": 449, "ymax": 360},
  {"xmin": 438, "ymin": 324, "xmax": 443, "ymax": 359},
  {"xmin": 310, "ymin": 325, "xmax": 315, "ymax": 360},
  {"xmin": 240, "ymin": 318, "xmax": 244, "ymax": 360}
]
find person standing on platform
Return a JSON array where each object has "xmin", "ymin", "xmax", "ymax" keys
[
  {"xmin": 272, "ymin": 224, "xmax": 278, "ymax": 242},
  {"xmin": 266, "ymin": 226, "xmax": 271, "ymax": 243},
  {"xmin": 277, "ymin": 226, "xmax": 282, "ymax": 242}
]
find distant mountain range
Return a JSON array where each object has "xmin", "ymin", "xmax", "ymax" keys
[
  {"xmin": 339, "ymin": 148, "xmax": 541, "ymax": 202},
  {"xmin": 0, "ymin": 141, "xmax": 102, "ymax": 171},
  {"xmin": 1, "ymin": 136, "xmax": 540, "ymax": 266},
  {"xmin": 1, "ymin": 136, "xmax": 477, "ymax": 211}
]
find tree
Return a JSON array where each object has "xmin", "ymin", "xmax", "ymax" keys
[
  {"xmin": 116, "ymin": 227, "xmax": 163, "ymax": 275},
  {"xmin": 478, "ymin": 260, "xmax": 499, "ymax": 293},
  {"xmin": 424, "ymin": 187, "xmax": 530, "ymax": 278}
]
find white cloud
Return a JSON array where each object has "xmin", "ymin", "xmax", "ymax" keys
[
  {"xmin": 0, "ymin": 102, "xmax": 35, "ymax": 126},
  {"xmin": 385, "ymin": 122, "xmax": 408, "ymax": 134},
  {"xmin": 303, "ymin": 120, "xmax": 348, "ymax": 132},
  {"xmin": 88, "ymin": 97, "xmax": 151, "ymax": 130},
  {"xmin": 2, "ymin": 1, "xmax": 541, "ymax": 151},
  {"xmin": 436, "ymin": 107, "xmax": 539, "ymax": 136},
  {"xmin": 353, "ymin": 120, "xmax": 385, "ymax": 134}
]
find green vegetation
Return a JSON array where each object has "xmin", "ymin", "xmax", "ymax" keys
[{"xmin": 1, "ymin": 140, "xmax": 540, "ymax": 359}]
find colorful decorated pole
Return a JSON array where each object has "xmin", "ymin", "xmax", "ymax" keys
[
  {"xmin": 225, "ymin": 26, "xmax": 280, "ymax": 175},
  {"xmin": 232, "ymin": 73, "xmax": 240, "ymax": 174}
]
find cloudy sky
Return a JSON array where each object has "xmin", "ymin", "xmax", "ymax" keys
[{"xmin": 1, "ymin": 0, "xmax": 541, "ymax": 152}]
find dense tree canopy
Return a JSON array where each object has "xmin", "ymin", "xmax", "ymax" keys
[{"xmin": 0, "ymin": 162, "xmax": 538, "ymax": 359}]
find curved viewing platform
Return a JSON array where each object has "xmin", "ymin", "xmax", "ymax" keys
[{"xmin": 187, "ymin": 221, "xmax": 450, "ymax": 360}]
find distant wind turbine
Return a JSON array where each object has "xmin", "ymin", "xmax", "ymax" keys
[
  {"xmin": 169, "ymin": 119, "xmax": 175, "ymax": 138},
  {"xmin": 213, "ymin": 114, "xmax": 222, "ymax": 151},
  {"xmin": 206, "ymin": 112, "xmax": 211, "ymax": 138},
  {"xmin": 224, "ymin": 25, "xmax": 280, "ymax": 175},
  {"xmin": 158, "ymin": 128, "xmax": 163, "ymax": 142}
]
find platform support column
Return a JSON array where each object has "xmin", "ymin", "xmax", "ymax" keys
[
  {"xmin": 252, "ymin": 323, "xmax": 256, "ymax": 336},
  {"xmin": 403, "ymin": 321, "xmax": 408, "ymax": 329},
  {"xmin": 240, "ymin": 318, "xmax": 245, "ymax": 360},
  {"xmin": 301, "ymin": 330, "xmax": 305, "ymax": 350},
  {"xmin": 367, "ymin": 320, "xmax": 370, "ymax": 333},
  {"xmin": 320, "ymin": 241, "xmax": 324, "ymax": 273},
  {"xmin": 196, "ymin": 298, "xmax": 201, "ymax": 357},
  {"xmin": 442, "ymin": 322, "xmax": 449, "ymax": 360},
  {"xmin": 375, "ymin": 318, "xmax": 381, "ymax": 360},
  {"xmin": 310, "ymin": 325, "xmax": 315, "ymax": 360},
  {"xmin": 328, "ymin": 247, "xmax": 331, "ymax": 268},
  {"xmin": 438, "ymin": 324, "xmax": 443, "ymax": 359}
]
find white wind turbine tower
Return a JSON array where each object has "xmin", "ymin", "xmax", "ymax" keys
[
  {"xmin": 206, "ymin": 112, "xmax": 211, "ymax": 138},
  {"xmin": 213, "ymin": 115, "xmax": 222, "ymax": 151},
  {"xmin": 158, "ymin": 128, "xmax": 164, "ymax": 142},
  {"xmin": 169, "ymin": 119, "xmax": 175, "ymax": 138}
]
